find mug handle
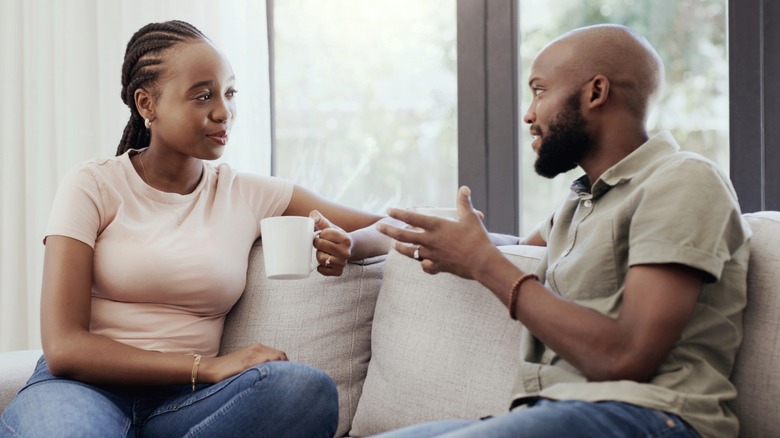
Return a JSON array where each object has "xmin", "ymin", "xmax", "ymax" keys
[{"xmin": 309, "ymin": 230, "xmax": 324, "ymax": 273}]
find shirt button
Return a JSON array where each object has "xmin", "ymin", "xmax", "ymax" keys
[{"xmin": 583, "ymin": 200, "xmax": 592, "ymax": 208}]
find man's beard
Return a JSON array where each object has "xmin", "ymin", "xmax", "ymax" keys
[{"xmin": 534, "ymin": 92, "xmax": 594, "ymax": 179}]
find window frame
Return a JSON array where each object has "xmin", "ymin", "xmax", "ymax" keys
[
  {"xmin": 729, "ymin": 0, "xmax": 780, "ymax": 212},
  {"xmin": 457, "ymin": 0, "xmax": 521, "ymax": 235}
]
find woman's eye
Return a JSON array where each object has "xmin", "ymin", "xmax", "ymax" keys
[
  {"xmin": 197, "ymin": 93, "xmax": 212, "ymax": 101},
  {"xmin": 226, "ymin": 89, "xmax": 238, "ymax": 98}
]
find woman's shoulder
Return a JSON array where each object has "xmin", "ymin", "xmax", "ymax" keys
[
  {"xmin": 210, "ymin": 163, "xmax": 295, "ymax": 212},
  {"xmin": 60, "ymin": 154, "xmax": 128, "ymax": 188},
  {"xmin": 212, "ymin": 163, "xmax": 293, "ymax": 192}
]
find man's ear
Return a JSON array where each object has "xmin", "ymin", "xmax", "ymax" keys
[
  {"xmin": 134, "ymin": 88, "xmax": 155, "ymax": 121},
  {"xmin": 587, "ymin": 75, "xmax": 610, "ymax": 108}
]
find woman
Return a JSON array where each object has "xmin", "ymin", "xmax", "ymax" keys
[{"xmin": 0, "ymin": 20, "xmax": 389, "ymax": 437}]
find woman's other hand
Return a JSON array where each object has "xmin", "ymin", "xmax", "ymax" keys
[{"xmin": 201, "ymin": 343, "xmax": 288, "ymax": 383}]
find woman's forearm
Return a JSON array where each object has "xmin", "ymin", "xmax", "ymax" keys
[{"xmin": 348, "ymin": 217, "xmax": 402, "ymax": 260}]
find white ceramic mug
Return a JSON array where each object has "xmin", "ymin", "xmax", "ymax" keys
[
  {"xmin": 260, "ymin": 216, "xmax": 320, "ymax": 280},
  {"xmin": 412, "ymin": 207, "xmax": 459, "ymax": 221}
]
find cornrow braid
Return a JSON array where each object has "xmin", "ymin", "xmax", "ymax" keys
[{"xmin": 116, "ymin": 20, "xmax": 208, "ymax": 156}]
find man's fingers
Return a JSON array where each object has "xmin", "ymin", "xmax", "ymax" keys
[
  {"xmin": 393, "ymin": 241, "xmax": 419, "ymax": 259},
  {"xmin": 377, "ymin": 221, "xmax": 426, "ymax": 246},
  {"xmin": 385, "ymin": 207, "xmax": 439, "ymax": 230},
  {"xmin": 456, "ymin": 186, "xmax": 475, "ymax": 219},
  {"xmin": 421, "ymin": 259, "xmax": 440, "ymax": 275}
]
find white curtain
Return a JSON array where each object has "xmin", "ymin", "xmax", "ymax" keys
[{"xmin": 0, "ymin": 0, "xmax": 272, "ymax": 352}]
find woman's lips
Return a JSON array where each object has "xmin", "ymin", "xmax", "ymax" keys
[{"xmin": 207, "ymin": 131, "xmax": 228, "ymax": 145}]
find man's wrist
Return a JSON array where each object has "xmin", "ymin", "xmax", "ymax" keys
[{"xmin": 472, "ymin": 245, "xmax": 512, "ymax": 284}]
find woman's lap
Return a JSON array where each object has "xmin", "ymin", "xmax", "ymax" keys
[{"xmin": 0, "ymin": 357, "xmax": 337, "ymax": 438}]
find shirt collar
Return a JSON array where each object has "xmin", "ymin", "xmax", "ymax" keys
[{"xmin": 570, "ymin": 131, "xmax": 680, "ymax": 199}]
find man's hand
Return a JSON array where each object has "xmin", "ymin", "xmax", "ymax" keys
[{"xmin": 377, "ymin": 186, "xmax": 498, "ymax": 279}]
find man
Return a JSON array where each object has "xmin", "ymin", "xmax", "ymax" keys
[{"xmin": 376, "ymin": 24, "xmax": 750, "ymax": 438}]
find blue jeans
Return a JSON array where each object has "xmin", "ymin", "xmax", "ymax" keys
[
  {"xmin": 372, "ymin": 399, "xmax": 700, "ymax": 438},
  {"xmin": 0, "ymin": 356, "xmax": 337, "ymax": 437}
]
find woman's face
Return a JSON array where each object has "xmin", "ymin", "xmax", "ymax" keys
[{"xmin": 149, "ymin": 41, "xmax": 237, "ymax": 161}]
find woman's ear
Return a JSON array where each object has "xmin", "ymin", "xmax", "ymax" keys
[
  {"xmin": 134, "ymin": 88, "xmax": 155, "ymax": 121},
  {"xmin": 587, "ymin": 74, "xmax": 610, "ymax": 108}
]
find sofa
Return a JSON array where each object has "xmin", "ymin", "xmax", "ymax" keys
[{"xmin": 1, "ymin": 211, "xmax": 778, "ymax": 437}]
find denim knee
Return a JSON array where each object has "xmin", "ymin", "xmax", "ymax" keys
[
  {"xmin": 263, "ymin": 361, "xmax": 338, "ymax": 423},
  {"xmin": 0, "ymin": 380, "xmax": 130, "ymax": 438},
  {"xmin": 240, "ymin": 361, "xmax": 339, "ymax": 437},
  {"xmin": 148, "ymin": 361, "xmax": 339, "ymax": 438}
]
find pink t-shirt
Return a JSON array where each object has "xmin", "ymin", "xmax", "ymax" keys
[{"xmin": 45, "ymin": 149, "xmax": 294, "ymax": 357}]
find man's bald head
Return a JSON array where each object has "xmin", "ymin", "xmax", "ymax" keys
[{"xmin": 536, "ymin": 24, "xmax": 665, "ymax": 123}]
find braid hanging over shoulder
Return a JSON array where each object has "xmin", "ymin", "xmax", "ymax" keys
[{"xmin": 116, "ymin": 20, "xmax": 208, "ymax": 156}]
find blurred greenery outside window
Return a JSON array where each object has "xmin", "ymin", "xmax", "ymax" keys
[
  {"xmin": 273, "ymin": 0, "xmax": 458, "ymax": 214},
  {"xmin": 272, "ymin": 0, "xmax": 728, "ymax": 236}
]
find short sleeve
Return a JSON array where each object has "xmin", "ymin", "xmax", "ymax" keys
[
  {"xmin": 538, "ymin": 212, "xmax": 554, "ymax": 244},
  {"xmin": 45, "ymin": 165, "xmax": 105, "ymax": 248},
  {"xmin": 233, "ymin": 171, "xmax": 294, "ymax": 221},
  {"xmin": 627, "ymin": 157, "xmax": 749, "ymax": 282}
]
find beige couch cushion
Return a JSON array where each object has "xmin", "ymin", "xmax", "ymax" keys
[
  {"xmin": 0, "ymin": 349, "xmax": 42, "ymax": 414},
  {"xmin": 350, "ymin": 246, "xmax": 546, "ymax": 436},
  {"xmin": 729, "ymin": 212, "xmax": 780, "ymax": 437},
  {"xmin": 220, "ymin": 242, "xmax": 385, "ymax": 438}
]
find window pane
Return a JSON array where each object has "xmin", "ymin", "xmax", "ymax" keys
[
  {"xmin": 273, "ymin": 0, "xmax": 457, "ymax": 213},
  {"xmin": 519, "ymin": 0, "xmax": 728, "ymax": 235}
]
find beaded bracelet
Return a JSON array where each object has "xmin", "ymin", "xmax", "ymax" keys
[
  {"xmin": 508, "ymin": 273, "xmax": 539, "ymax": 320},
  {"xmin": 191, "ymin": 354, "xmax": 202, "ymax": 392}
]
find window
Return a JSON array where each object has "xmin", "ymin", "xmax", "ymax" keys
[
  {"xmin": 271, "ymin": 0, "xmax": 458, "ymax": 213},
  {"xmin": 270, "ymin": 0, "xmax": 738, "ymax": 235}
]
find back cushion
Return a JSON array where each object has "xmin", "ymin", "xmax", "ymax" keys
[
  {"xmin": 350, "ymin": 246, "xmax": 546, "ymax": 436},
  {"xmin": 729, "ymin": 212, "xmax": 780, "ymax": 438},
  {"xmin": 220, "ymin": 242, "xmax": 385, "ymax": 438}
]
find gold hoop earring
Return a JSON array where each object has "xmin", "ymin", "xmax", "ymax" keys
[{"xmin": 144, "ymin": 118, "xmax": 151, "ymax": 129}]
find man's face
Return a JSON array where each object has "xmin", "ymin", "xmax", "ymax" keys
[{"xmin": 533, "ymin": 91, "xmax": 594, "ymax": 178}]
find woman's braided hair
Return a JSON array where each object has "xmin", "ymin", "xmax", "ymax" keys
[{"xmin": 116, "ymin": 20, "xmax": 207, "ymax": 156}]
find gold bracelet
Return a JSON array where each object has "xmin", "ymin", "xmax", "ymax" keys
[
  {"xmin": 508, "ymin": 273, "xmax": 539, "ymax": 320},
  {"xmin": 191, "ymin": 354, "xmax": 202, "ymax": 392}
]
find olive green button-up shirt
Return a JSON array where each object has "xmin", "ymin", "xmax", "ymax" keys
[{"xmin": 511, "ymin": 131, "xmax": 751, "ymax": 438}]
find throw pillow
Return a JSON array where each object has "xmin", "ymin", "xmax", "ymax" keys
[
  {"xmin": 220, "ymin": 242, "xmax": 385, "ymax": 438},
  {"xmin": 350, "ymin": 246, "xmax": 545, "ymax": 436}
]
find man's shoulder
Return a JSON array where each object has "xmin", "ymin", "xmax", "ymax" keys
[{"xmin": 641, "ymin": 149, "xmax": 733, "ymax": 194}]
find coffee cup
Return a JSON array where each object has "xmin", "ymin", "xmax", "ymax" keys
[{"xmin": 260, "ymin": 216, "xmax": 321, "ymax": 280}]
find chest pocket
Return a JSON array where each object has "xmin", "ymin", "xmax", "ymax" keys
[{"xmin": 547, "ymin": 217, "xmax": 621, "ymax": 303}]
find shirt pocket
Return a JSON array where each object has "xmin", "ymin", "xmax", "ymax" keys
[{"xmin": 547, "ymin": 217, "xmax": 621, "ymax": 303}]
